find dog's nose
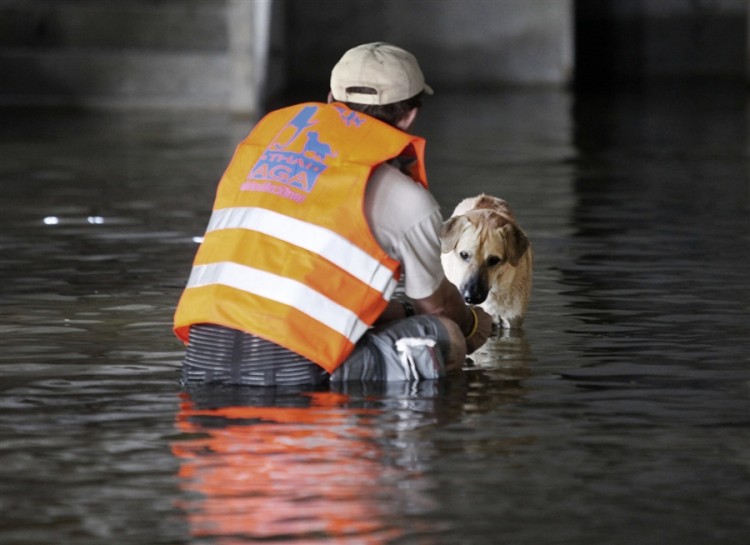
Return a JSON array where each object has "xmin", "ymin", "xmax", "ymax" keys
[
  {"xmin": 462, "ymin": 291, "xmax": 487, "ymax": 305},
  {"xmin": 462, "ymin": 279, "xmax": 488, "ymax": 304}
]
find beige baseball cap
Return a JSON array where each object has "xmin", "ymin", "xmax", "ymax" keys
[{"xmin": 330, "ymin": 42, "xmax": 433, "ymax": 105}]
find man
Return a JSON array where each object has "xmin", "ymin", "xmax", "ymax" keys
[{"xmin": 174, "ymin": 42, "xmax": 492, "ymax": 386}]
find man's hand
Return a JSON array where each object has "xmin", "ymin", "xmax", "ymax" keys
[{"xmin": 412, "ymin": 277, "xmax": 494, "ymax": 355}]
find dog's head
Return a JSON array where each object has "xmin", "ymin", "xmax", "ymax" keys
[{"xmin": 440, "ymin": 209, "xmax": 530, "ymax": 305}]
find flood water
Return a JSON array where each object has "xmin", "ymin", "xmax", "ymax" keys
[{"xmin": 1, "ymin": 82, "xmax": 749, "ymax": 544}]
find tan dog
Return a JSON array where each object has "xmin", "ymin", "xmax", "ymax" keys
[{"xmin": 440, "ymin": 194, "xmax": 533, "ymax": 329}]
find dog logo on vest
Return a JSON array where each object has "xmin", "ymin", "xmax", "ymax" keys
[
  {"xmin": 303, "ymin": 132, "xmax": 336, "ymax": 161},
  {"xmin": 245, "ymin": 106, "xmax": 338, "ymax": 197},
  {"xmin": 333, "ymin": 105, "xmax": 366, "ymax": 127}
]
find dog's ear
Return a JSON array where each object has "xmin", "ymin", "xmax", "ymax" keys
[
  {"xmin": 440, "ymin": 216, "xmax": 469, "ymax": 253},
  {"xmin": 502, "ymin": 223, "xmax": 530, "ymax": 266}
]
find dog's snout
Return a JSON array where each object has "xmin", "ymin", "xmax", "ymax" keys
[
  {"xmin": 463, "ymin": 292, "xmax": 486, "ymax": 305},
  {"xmin": 461, "ymin": 279, "xmax": 489, "ymax": 305}
]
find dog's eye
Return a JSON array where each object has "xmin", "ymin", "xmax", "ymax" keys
[
  {"xmin": 459, "ymin": 251, "xmax": 471, "ymax": 261},
  {"xmin": 486, "ymin": 255, "xmax": 503, "ymax": 267}
]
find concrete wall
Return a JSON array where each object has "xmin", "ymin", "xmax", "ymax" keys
[
  {"xmin": 0, "ymin": 0, "xmax": 221, "ymax": 108},
  {"xmin": 282, "ymin": 0, "xmax": 574, "ymax": 94},
  {"xmin": 0, "ymin": 0, "xmax": 574, "ymax": 112},
  {"xmin": 0, "ymin": 0, "xmax": 747, "ymax": 112},
  {"xmin": 0, "ymin": 0, "xmax": 274, "ymax": 110}
]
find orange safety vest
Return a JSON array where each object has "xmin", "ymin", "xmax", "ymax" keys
[{"xmin": 174, "ymin": 102, "xmax": 428, "ymax": 373}]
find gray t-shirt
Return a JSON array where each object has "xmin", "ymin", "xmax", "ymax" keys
[{"xmin": 364, "ymin": 163, "xmax": 446, "ymax": 300}]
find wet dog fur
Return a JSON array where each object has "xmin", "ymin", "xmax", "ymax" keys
[{"xmin": 440, "ymin": 194, "xmax": 533, "ymax": 329}]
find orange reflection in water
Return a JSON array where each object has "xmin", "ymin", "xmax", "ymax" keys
[{"xmin": 172, "ymin": 389, "xmax": 404, "ymax": 544}]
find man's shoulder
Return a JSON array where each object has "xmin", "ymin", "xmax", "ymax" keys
[
  {"xmin": 369, "ymin": 163, "xmax": 436, "ymax": 204},
  {"xmin": 366, "ymin": 163, "xmax": 441, "ymax": 239}
]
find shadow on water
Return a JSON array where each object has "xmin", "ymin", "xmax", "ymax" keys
[{"xmin": 1, "ymin": 81, "xmax": 750, "ymax": 544}]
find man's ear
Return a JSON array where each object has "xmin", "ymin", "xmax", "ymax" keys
[{"xmin": 396, "ymin": 107, "xmax": 419, "ymax": 131}]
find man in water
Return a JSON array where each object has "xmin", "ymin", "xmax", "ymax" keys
[{"xmin": 174, "ymin": 42, "xmax": 492, "ymax": 386}]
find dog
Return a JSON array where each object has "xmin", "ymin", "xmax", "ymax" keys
[
  {"xmin": 440, "ymin": 194, "xmax": 533, "ymax": 329},
  {"xmin": 303, "ymin": 131, "xmax": 336, "ymax": 161}
]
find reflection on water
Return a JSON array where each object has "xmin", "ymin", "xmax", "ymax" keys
[
  {"xmin": 174, "ymin": 386, "xmax": 438, "ymax": 544},
  {"xmin": 468, "ymin": 329, "xmax": 533, "ymax": 375},
  {"xmin": 1, "ymin": 82, "xmax": 750, "ymax": 544}
]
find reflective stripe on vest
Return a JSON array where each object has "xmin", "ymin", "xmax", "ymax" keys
[
  {"xmin": 205, "ymin": 207, "xmax": 398, "ymax": 297},
  {"xmin": 185, "ymin": 262, "xmax": 370, "ymax": 343}
]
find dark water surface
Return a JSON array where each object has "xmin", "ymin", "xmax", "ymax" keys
[{"xmin": 1, "ymin": 83, "xmax": 749, "ymax": 544}]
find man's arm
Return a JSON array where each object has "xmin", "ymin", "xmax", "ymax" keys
[{"xmin": 413, "ymin": 277, "xmax": 493, "ymax": 353}]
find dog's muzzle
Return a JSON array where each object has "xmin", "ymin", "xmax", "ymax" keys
[{"xmin": 461, "ymin": 277, "xmax": 489, "ymax": 305}]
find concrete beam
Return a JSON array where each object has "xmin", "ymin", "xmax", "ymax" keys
[{"xmin": 228, "ymin": 0, "xmax": 272, "ymax": 114}]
